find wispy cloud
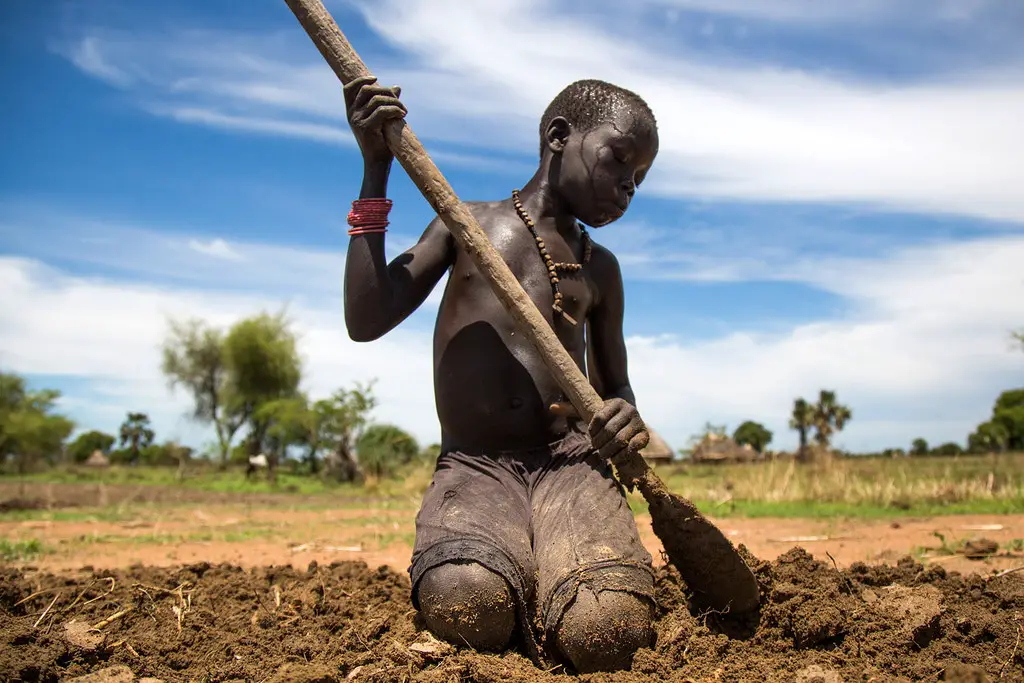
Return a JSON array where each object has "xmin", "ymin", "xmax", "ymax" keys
[
  {"xmin": 187, "ymin": 238, "xmax": 243, "ymax": 261},
  {"xmin": 59, "ymin": 1, "xmax": 1024, "ymax": 222},
  {"xmin": 1, "ymin": 207, "xmax": 1021, "ymax": 452},
  {"xmin": 154, "ymin": 106, "xmax": 353, "ymax": 146},
  {"xmin": 65, "ymin": 35, "xmax": 133, "ymax": 87}
]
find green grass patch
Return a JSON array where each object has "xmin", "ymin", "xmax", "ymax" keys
[
  {"xmin": 7, "ymin": 452, "xmax": 1023, "ymax": 520},
  {"xmin": 0, "ymin": 538, "xmax": 49, "ymax": 562},
  {"xmin": 65, "ymin": 526, "xmax": 281, "ymax": 547}
]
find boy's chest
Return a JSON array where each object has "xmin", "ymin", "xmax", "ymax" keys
[{"xmin": 456, "ymin": 221, "xmax": 599, "ymax": 317}]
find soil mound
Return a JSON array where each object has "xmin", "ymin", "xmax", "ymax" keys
[{"xmin": 2, "ymin": 548, "xmax": 1021, "ymax": 682}]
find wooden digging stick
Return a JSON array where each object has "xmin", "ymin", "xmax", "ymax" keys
[{"xmin": 283, "ymin": 0, "xmax": 761, "ymax": 617}]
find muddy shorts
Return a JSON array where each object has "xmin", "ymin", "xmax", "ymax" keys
[{"xmin": 408, "ymin": 429, "xmax": 655, "ymax": 660}]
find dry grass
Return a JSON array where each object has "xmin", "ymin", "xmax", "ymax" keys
[{"xmin": 644, "ymin": 451, "xmax": 1024, "ymax": 517}]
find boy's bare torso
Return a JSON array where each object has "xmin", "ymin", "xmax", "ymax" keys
[{"xmin": 431, "ymin": 199, "xmax": 614, "ymax": 453}]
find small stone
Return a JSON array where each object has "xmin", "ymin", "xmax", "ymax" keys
[
  {"xmin": 64, "ymin": 620, "xmax": 104, "ymax": 650},
  {"xmin": 872, "ymin": 584, "xmax": 943, "ymax": 645},
  {"xmin": 64, "ymin": 665, "xmax": 134, "ymax": 683},
  {"xmin": 795, "ymin": 664, "xmax": 844, "ymax": 683},
  {"xmin": 943, "ymin": 663, "xmax": 990, "ymax": 682}
]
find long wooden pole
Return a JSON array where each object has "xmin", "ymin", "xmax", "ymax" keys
[
  {"xmin": 282, "ymin": 0, "xmax": 760, "ymax": 616},
  {"xmin": 283, "ymin": 0, "xmax": 603, "ymax": 423}
]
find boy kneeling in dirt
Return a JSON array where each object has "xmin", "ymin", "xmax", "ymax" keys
[{"xmin": 343, "ymin": 77, "xmax": 659, "ymax": 673}]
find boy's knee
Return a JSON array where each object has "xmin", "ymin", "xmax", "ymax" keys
[
  {"xmin": 554, "ymin": 585, "xmax": 654, "ymax": 673},
  {"xmin": 417, "ymin": 561, "xmax": 516, "ymax": 652}
]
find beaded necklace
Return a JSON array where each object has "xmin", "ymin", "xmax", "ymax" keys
[{"xmin": 511, "ymin": 188, "xmax": 591, "ymax": 326}]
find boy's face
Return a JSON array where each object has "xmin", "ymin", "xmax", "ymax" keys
[{"xmin": 552, "ymin": 110, "xmax": 658, "ymax": 228}]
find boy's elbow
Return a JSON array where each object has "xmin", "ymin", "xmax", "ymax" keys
[
  {"xmin": 344, "ymin": 308, "xmax": 393, "ymax": 342},
  {"xmin": 345, "ymin": 318, "xmax": 383, "ymax": 343}
]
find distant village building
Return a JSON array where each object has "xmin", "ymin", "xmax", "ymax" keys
[
  {"xmin": 640, "ymin": 428, "xmax": 675, "ymax": 465},
  {"xmin": 690, "ymin": 433, "xmax": 759, "ymax": 464},
  {"xmin": 83, "ymin": 450, "xmax": 110, "ymax": 468}
]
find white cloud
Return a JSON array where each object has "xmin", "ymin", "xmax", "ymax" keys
[
  {"xmin": 65, "ymin": 36, "xmax": 133, "ymax": 87},
  {"xmin": 155, "ymin": 106, "xmax": 354, "ymax": 147},
  {"xmin": 2, "ymin": 221, "xmax": 1021, "ymax": 453},
  {"xmin": 60, "ymin": 1, "xmax": 1024, "ymax": 223},
  {"xmin": 0, "ymin": 256, "xmax": 439, "ymax": 449},
  {"xmin": 187, "ymin": 238, "xmax": 243, "ymax": 261},
  {"xmin": 635, "ymin": 0, "xmax": 997, "ymax": 24}
]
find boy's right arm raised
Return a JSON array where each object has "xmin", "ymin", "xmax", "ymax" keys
[{"xmin": 342, "ymin": 77, "xmax": 455, "ymax": 342}]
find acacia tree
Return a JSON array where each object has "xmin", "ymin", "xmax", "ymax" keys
[
  {"xmin": 162, "ymin": 312, "xmax": 303, "ymax": 472},
  {"xmin": 223, "ymin": 311, "xmax": 302, "ymax": 481},
  {"xmin": 910, "ymin": 438, "xmax": 929, "ymax": 456},
  {"xmin": 811, "ymin": 390, "xmax": 852, "ymax": 451},
  {"xmin": 162, "ymin": 317, "xmax": 244, "ymax": 468},
  {"xmin": 119, "ymin": 412, "xmax": 155, "ymax": 465},
  {"xmin": 789, "ymin": 398, "xmax": 813, "ymax": 460}
]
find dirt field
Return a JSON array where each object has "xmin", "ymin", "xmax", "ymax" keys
[{"xmin": 2, "ymin": 482, "xmax": 1023, "ymax": 681}]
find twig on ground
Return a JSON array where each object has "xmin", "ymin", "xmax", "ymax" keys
[
  {"xmin": 15, "ymin": 587, "xmax": 61, "ymax": 607},
  {"xmin": 991, "ymin": 566, "xmax": 1024, "ymax": 580},
  {"xmin": 80, "ymin": 577, "xmax": 117, "ymax": 608},
  {"xmin": 93, "ymin": 606, "xmax": 134, "ymax": 630},
  {"xmin": 999, "ymin": 624, "xmax": 1022, "ymax": 679},
  {"xmin": 62, "ymin": 579, "xmax": 101, "ymax": 615},
  {"xmin": 131, "ymin": 581, "xmax": 192, "ymax": 596},
  {"xmin": 33, "ymin": 593, "xmax": 61, "ymax": 628}
]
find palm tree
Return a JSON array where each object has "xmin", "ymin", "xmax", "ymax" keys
[
  {"xmin": 789, "ymin": 398, "xmax": 813, "ymax": 459},
  {"xmin": 119, "ymin": 412, "xmax": 155, "ymax": 466},
  {"xmin": 811, "ymin": 390, "xmax": 852, "ymax": 451}
]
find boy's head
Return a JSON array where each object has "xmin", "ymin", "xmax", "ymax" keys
[{"xmin": 539, "ymin": 79, "xmax": 659, "ymax": 228}]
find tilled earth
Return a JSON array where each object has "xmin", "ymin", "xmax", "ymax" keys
[{"xmin": 2, "ymin": 548, "xmax": 1022, "ymax": 682}]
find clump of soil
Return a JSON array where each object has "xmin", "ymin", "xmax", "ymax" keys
[
  {"xmin": 0, "ymin": 497, "xmax": 56, "ymax": 513},
  {"xmin": 2, "ymin": 549, "xmax": 1021, "ymax": 682}
]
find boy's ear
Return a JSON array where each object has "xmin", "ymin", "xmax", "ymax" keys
[{"xmin": 544, "ymin": 116, "xmax": 571, "ymax": 154}]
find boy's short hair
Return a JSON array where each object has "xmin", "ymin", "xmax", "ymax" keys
[{"xmin": 539, "ymin": 79, "xmax": 657, "ymax": 157}]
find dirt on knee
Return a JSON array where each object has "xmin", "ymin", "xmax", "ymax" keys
[
  {"xmin": 417, "ymin": 562, "xmax": 516, "ymax": 652},
  {"xmin": 554, "ymin": 585, "xmax": 654, "ymax": 673}
]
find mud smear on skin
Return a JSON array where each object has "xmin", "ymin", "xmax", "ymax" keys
[{"xmin": 2, "ymin": 549, "xmax": 1022, "ymax": 682}]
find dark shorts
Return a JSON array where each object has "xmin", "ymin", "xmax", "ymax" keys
[{"xmin": 408, "ymin": 429, "xmax": 654, "ymax": 659}]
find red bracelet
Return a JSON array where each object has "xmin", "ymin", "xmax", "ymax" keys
[{"xmin": 348, "ymin": 198, "xmax": 392, "ymax": 236}]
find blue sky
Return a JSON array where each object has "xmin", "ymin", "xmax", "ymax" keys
[{"xmin": 1, "ymin": 0, "xmax": 1022, "ymax": 455}]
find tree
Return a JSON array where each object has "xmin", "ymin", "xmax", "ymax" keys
[
  {"xmin": 67, "ymin": 430, "xmax": 116, "ymax": 463},
  {"xmin": 732, "ymin": 421, "xmax": 773, "ymax": 453},
  {"xmin": 161, "ymin": 317, "xmax": 244, "ymax": 468},
  {"xmin": 811, "ymin": 390, "xmax": 852, "ymax": 450},
  {"xmin": 118, "ymin": 412, "xmax": 155, "ymax": 465},
  {"xmin": 1012, "ymin": 329, "xmax": 1023, "ymax": 352},
  {"xmin": 789, "ymin": 398, "xmax": 813, "ymax": 459},
  {"xmin": 222, "ymin": 311, "xmax": 302, "ymax": 477},
  {"xmin": 356, "ymin": 424, "xmax": 420, "ymax": 479},
  {"xmin": 931, "ymin": 442, "xmax": 963, "ymax": 457},
  {"xmin": 967, "ymin": 421, "xmax": 1010, "ymax": 454},
  {"xmin": 910, "ymin": 438, "xmax": 929, "ymax": 456},
  {"xmin": 991, "ymin": 389, "xmax": 1024, "ymax": 451},
  {"xmin": 315, "ymin": 383, "xmax": 377, "ymax": 482},
  {"xmin": 0, "ymin": 372, "xmax": 74, "ymax": 475},
  {"xmin": 254, "ymin": 395, "xmax": 314, "ymax": 480}
]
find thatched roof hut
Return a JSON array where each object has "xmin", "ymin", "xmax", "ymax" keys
[
  {"xmin": 691, "ymin": 433, "xmax": 757, "ymax": 464},
  {"xmin": 641, "ymin": 428, "xmax": 675, "ymax": 464},
  {"xmin": 84, "ymin": 449, "xmax": 110, "ymax": 468}
]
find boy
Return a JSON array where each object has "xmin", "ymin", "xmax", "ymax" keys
[{"xmin": 343, "ymin": 76, "xmax": 659, "ymax": 673}]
